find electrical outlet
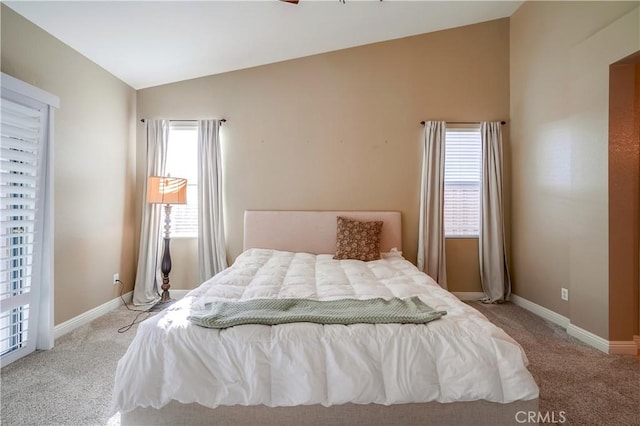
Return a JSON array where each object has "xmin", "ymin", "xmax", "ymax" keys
[
  {"xmin": 113, "ymin": 273, "xmax": 119, "ymax": 285},
  {"xmin": 561, "ymin": 288, "xmax": 569, "ymax": 301}
]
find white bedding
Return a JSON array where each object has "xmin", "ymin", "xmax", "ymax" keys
[{"xmin": 111, "ymin": 249, "xmax": 539, "ymax": 414}]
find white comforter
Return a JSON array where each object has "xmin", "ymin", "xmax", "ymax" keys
[{"xmin": 111, "ymin": 249, "xmax": 538, "ymax": 414}]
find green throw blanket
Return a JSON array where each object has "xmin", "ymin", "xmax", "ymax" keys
[{"xmin": 188, "ymin": 296, "xmax": 446, "ymax": 329}]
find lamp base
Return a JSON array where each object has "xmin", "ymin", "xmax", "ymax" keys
[{"xmin": 160, "ymin": 287, "xmax": 171, "ymax": 303}]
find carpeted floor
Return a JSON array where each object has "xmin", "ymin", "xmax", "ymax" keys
[
  {"xmin": 1, "ymin": 307, "xmax": 144, "ymax": 426},
  {"xmin": 469, "ymin": 302, "xmax": 639, "ymax": 426},
  {"xmin": 1, "ymin": 302, "xmax": 638, "ymax": 426}
]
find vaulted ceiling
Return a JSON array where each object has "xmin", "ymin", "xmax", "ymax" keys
[{"xmin": 5, "ymin": 1, "xmax": 523, "ymax": 89}]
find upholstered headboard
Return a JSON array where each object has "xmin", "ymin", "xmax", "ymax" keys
[{"xmin": 243, "ymin": 210, "xmax": 402, "ymax": 254}]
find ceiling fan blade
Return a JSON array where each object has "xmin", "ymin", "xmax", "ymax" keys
[{"xmin": 281, "ymin": 0, "xmax": 300, "ymax": 4}]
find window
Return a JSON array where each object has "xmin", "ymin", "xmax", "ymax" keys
[
  {"xmin": 444, "ymin": 126, "xmax": 482, "ymax": 237},
  {"xmin": 165, "ymin": 122, "xmax": 198, "ymax": 238},
  {"xmin": 1, "ymin": 73, "xmax": 58, "ymax": 366}
]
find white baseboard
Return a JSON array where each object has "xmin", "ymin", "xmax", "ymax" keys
[
  {"xmin": 53, "ymin": 289, "xmax": 192, "ymax": 342},
  {"xmin": 509, "ymin": 293, "xmax": 635, "ymax": 355},
  {"xmin": 54, "ymin": 291, "xmax": 133, "ymax": 341},
  {"xmin": 566, "ymin": 324, "xmax": 609, "ymax": 354},
  {"xmin": 452, "ymin": 292, "xmax": 485, "ymax": 301},
  {"xmin": 509, "ymin": 294, "xmax": 570, "ymax": 329}
]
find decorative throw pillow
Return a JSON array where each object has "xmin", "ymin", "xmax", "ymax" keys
[{"xmin": 333, "ymin": 217, "xmax": 383, "ymax": 261}]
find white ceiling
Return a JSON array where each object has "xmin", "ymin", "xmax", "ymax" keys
[{"xmin": 5, "ymin": 0, "xmax": 523, "ymax": 90}]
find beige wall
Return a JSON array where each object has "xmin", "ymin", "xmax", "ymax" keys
[
  {"xmin": 1, "ymin": 5, "xmax": 137, "ymax": 325},
  {"xmin": 137, "ymin": 18, "xmax": 511, "ymax": 292},
  {"xmin": 510, "ymin": 2, "xmax": 639, "ymax": 339},
  {"xmin": 446, "ymin": 238, "xmax": 482, "ymax": 293}
]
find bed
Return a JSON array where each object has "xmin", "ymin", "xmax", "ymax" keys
[{"xmin": 113, "ymin": 210, "xmax": 539, "ymax": 425}]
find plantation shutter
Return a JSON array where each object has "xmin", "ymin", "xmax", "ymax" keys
[
  {"xmin": 1, "ymin": 74, "xmax": 57, "ymax": 366},
  {"xmin": 444, "ymin": 127, "xmax": 482, "ymax": 237}
]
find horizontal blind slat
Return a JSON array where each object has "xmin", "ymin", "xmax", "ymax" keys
[
  {"xmin": 0, "ymin": 173, "xmax": 38, "ymax": 186},
  {"xmin": 0, "ymin": 198, "xmax": 36, "ymax": 209},
  {"xmin": 1, "ymin": 148, "xmax": 39, "ymax": 162},
  {"xmin": 1, "ymin": 137, "xmax": 39, "ymax": 152},
  {"xmin": 0, "ymin": 188, "xmax": 37, "ymax": 198},
  {"xmin": 0, "ymin": 161, "xmax": 38, "ymax": 175},
  {"xmin": 0, "ymin": 243, "xmax": 33, "ymax": 252},
  {"xmin": 0, "ymin": 269, "xmax": 33, "ymax": 281},
  {"xmin": 1, "ymin": 99, "xmax": 42, "ymax": 118},
  {"xmin": 1, "ymin": 111, "xmax": 40, "ymax": 131},
  {"xmin": 0, "ymin": 210, "xmax": 36, "ymax": 220},
  {"xmin": 0, "ymin": 124, "xmax": 40, "ymax": 142},
  {"xmin": 0, "ymin": 220, "xmax": 36, "ymax": 230}
]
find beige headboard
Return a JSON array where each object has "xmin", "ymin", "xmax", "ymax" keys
[{"xmin": 243, "ymin": 210, "xmax": 402, "ymax": 254}]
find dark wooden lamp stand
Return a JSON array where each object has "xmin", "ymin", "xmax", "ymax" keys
[{"xmin": 159, "ymin": 203, "xmax": 173, "ymax": 303}]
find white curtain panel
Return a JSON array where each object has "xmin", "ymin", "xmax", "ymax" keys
[
  {"xmin": 417, "ymin": 121, "xmax": 447, "ymax": 289},
  {"xmin": 479, "ymin": 122, "xmax": 511, "ymax": 302},
  {"xmin": 132, "ymin": 120, "xmax": 169, "ymax": 307},
  {"xmin": 197, "ymin": 120, "xmax": 228, "ymax": 282}
]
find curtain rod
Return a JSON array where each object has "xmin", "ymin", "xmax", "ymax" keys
[
  {"xmin": 420, "ymin": 120, "xmax": 506, "ymax": 125},
  {"xmin": 140, "ymin": 118, "xmax": 226, "ymax": 124}
]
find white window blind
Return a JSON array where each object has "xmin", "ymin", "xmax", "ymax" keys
[
  {"xmin": 165, "ymin": 122, "xmax": 198, "ymax": 238},
  {"xmin": 0, "ymin": 94, "xmax": 48, "ymax": 366},
  {"xmin": 444, "ymin": 127, "xmax": 482, "ymax": 237}
]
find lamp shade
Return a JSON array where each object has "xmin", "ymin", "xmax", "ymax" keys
[{"xmin": 147, "ymin": 176, "xmax": 187, "ymax": 205}]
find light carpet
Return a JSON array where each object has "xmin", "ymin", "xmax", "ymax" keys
[{"xmin": 470, "ymin": 301, "xmax": 639, "ymax": 426}]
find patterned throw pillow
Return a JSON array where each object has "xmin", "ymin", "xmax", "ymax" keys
[{"xmin": 333, "ymin": 217, "xmax": 383, "ymax": 261}]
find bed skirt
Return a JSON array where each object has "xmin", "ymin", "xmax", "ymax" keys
[{"xmin": 121, "ymin": 399, "xmax": 539, "ymax": 426}]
